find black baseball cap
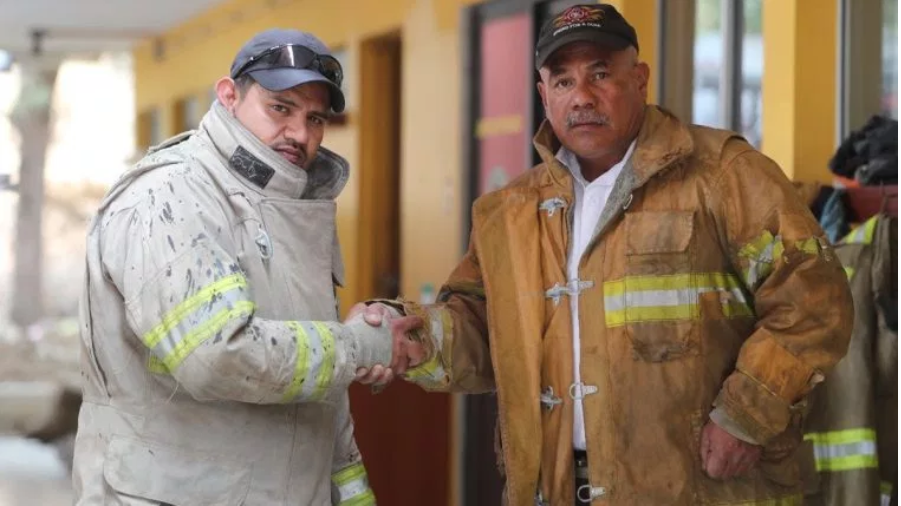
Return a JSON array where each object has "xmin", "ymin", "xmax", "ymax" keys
[
  {"xmin": 535, "ymin": 4, "xmax": 639, "ymax": 70},
  {"xmin": 230, "ymin": 29, "xmax": 346, "ymax": 113}
]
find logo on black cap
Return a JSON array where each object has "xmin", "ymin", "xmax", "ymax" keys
[
  {"xmin": 553, "ymin": 6, "xmax": 605, "ymax": 34},
  {"xmin": 534, "ymin": 3, "xmax": 639, "ymax": 70}
]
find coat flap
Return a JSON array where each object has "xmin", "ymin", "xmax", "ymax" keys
[
  {"xmin": 103, "ymin": 436, "xmax": 251, "ymax": 506},
  {"xmin": 473, "ymin": 186, "xmax": 545, "ymax": 505}
]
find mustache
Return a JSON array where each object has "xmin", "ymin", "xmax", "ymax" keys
[
  {"xmin": 271, "ymin": 141, "xmax": 307, "ymax": 166},
  {"xmin": 566, "ymin": 111, "xmax": 610, "ymax": 129}
]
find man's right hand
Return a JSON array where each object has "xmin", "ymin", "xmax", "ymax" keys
[{"xmin": 348, "ymin": 303, "xmax": 426, "ymax": 385}]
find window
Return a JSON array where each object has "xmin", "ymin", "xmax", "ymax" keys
[
  {"xmin": 691, "ymin": 0, "xmax": 763, "ymax": 146},
  {"xmin": 840, "ymin": 0, "xmax": 898, "ymax": 136},
  {"xmin": 882, "ymin": 0, "xmax": 898, "ymax": 119},
  {"xmin": 693, "ymin": 0, "xmax": 725, "ymax": 129}
]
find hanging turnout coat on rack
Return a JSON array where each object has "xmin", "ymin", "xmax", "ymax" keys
[{"xmin": 802, "ymin": 213, "xmax": 898, "ymax": 506}]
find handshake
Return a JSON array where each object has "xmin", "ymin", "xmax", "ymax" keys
[{"xmin": 343, "ymin": 302, "xmax": 427, "ymax": 387}]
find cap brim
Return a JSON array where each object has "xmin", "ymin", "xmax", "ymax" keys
[
  {"xmin": 249, "ymin": 68, "xmax": 346, "ymax": 113},
  {"xmin": 536, "ymin": 30, "xmax": 632, "ymax": 70}
]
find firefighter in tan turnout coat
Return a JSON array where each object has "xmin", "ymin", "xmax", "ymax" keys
[{"xmin": 355, "ymin": 4, "xmax": 854, "ymax": 506}]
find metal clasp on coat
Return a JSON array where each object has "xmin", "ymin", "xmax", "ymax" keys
[
  {"xmin": 255, "ymin": 227, "xmax": 273, "ymax": 260},
  {"xmin": 577, "ymin": 484, "xmax": 607, "ymax": 502},
  {"xmin": 569, "ymin": 382, "xmax": 598, "ymax": 400},
  {"xmin": 540, "ymin": 386, "xmax": 563, "ymax": 411},
  {"xmin": 545, "ymin": 279, "xmax": 595, "ymax": 306},
  {"xmin": 539, "ymin": 197, "xmax": 566, "ymax": 218},
  {"xmin": 622, "ymin": 192, "xmax": 634, "ymax": 211}
]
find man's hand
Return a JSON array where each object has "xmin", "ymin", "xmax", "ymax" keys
[
  {"xmin": 700, "ymin": 421, "xmax": 762, "ymax": 480},
  {"xmin": 348, "ymin": 303, "xmax": 426, "ymax": 386}
]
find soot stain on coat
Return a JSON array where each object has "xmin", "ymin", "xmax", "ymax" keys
[
  {"xmin": 161, "ymin": 202, "xmax": 174, "ymax": 224},
  {"xmin": 191, "ymin": 233, "xmax": 208, "ymax": 248},
  {"xmin": 184, "ymin": 269, "xmax": 195, "ymax": 300}
]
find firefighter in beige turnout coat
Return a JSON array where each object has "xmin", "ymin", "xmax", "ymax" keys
[{"xmin": 74, "ymin": 30, "xmax": 396, "ymax": 505}]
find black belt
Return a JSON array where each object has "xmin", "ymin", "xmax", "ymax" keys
[{"xmin": 574, "ymin": 449, "xmax": 589, "ymax": 480}]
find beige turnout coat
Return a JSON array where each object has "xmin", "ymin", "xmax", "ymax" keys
[{"xmin": 74, "ymin": 102, "xmax": 376, "ymax": 506}]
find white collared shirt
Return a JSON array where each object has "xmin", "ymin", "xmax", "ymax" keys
[{"xmin": 556, "ymin": 140, "xmax": 636, "ymax": 450}]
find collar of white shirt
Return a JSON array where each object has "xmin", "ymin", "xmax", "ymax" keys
[{"xmin": 555, "ymin": 139, "xmax": 637, "ymax": 189}]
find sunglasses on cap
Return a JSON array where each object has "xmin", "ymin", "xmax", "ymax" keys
[{"xmin": 231, "ymin": 43, "xmax": 344, "ymax": 88}]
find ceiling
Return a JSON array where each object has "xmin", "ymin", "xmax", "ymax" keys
[{"xmin": 0, "ymin": 0, "xmax": 223, "ymax": 58}]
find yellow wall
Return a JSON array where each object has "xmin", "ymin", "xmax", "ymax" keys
[
  {"xmin": 606, "ymin": 0, "xmax": 659, "ymax": 102},
  {"xmin": 762, "ymin": 0, "xmax": 838, "ymax": 183}
]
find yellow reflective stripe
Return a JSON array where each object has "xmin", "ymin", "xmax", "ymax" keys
[
  {"xmin": 142, "ymin": 274, "xmax": 247, "ymax": 349},
  {"xmin": 795, "ymin": 237, "xmax": 821, "ymax": 255},
  {"xmin": 804, "ymin": 428, "xmax": 878, "ymax": 472},
  {"xmin": 730, "ymin": 495, "xmax": 803, "ymax": 505},
  {"xmin": 281, "ymin": 322, "xmax": 311, "ymax": 402},
  {"xmin": 162, "ymin": 301, "xmax": 255, "ymax": 370},
  {"xmin": 843, "ymin": 266, "xmax": 855, "ymax": 279},
  {"xmin": 804, "ymin": 428, "xmax": 876, "ymax": 445},
  {"xmin": 603, "ymin": 272, "xmax": 752, "ymax": 327},
  {"xmin": 332, "ymin": 463, "xmax": 374, "ymax": 506},
  {"xmin": 737, "ymin": 231, "xmax": 784, "ymax": 288},
  {"xmin": 842, "ymin": 216, "xmax": 879, "ymax": 245},
  {"xmin": 738, "ymin": 231, "xmax": 776, "ymax": 259},
  {"xmin": 811, "ymin": 454, "xmax": 879, "ymax": 472},
  {"xmin": 339, "ymin": 490, "xmax": 375, "ymax": 506},
  {"xmin": 311, "ymin": 322, "xmax": 336, "ymax": 401},
  {"xmin": 147, "ymin": 354, "xmax": 169, "ymax": 374},
  {"xmin": 606, "ymin": 304, "xmax": 696, "ymax": 327},
  {"xmin": 602, "ymin": 272, "xmax": 744, "ymax": 296},
  {"xmin": 333, "ymin": 463, "xmax": 366, "ymax": 486},
  {"xmin": 405, "ymin": 354, "xmax": 442, "ymax": 380}
]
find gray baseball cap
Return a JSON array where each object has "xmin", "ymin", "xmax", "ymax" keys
[{"xmin": 230, "ymin": 29, "xmax": 346, "ymax": 113}]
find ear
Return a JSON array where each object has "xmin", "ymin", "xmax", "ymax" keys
[
  {"xmin": 634, "ymin": 62, "xmax": 650, "ymax": 99},
  {"xmin": 215, "ymin": 77, "xmax": 240, "ymax": 111},
  {"xmin": 537, "ymin": 80, "xmax": 549, "ymax": 115}
]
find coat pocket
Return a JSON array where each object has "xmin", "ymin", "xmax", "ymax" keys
[
  {"xmin": 103, "ymin": 436, "xmax": 251, "ymax": 506},
  {"xmin": 619, "ymin": 211, "xmax": 697, "ymax": 361}
]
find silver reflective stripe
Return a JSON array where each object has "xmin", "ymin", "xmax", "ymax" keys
[
  {"xmin": 297, "ymin": 321, "xmax": 326, "ymax": 400},
  {"xmin": 812, "ymin": 440, "xmax": 877, "ymax": 460},
  {"xmin": 337, "ymin": 476, "xmax": 370, "ymax": 502},
  {"xmin": 429, "ymin": 308, "xmax": 445, "ymax": 351},
  {"xmin": 605, "ymin": 288, "xmax": 693, "ymax": 312},
  {"xmin": 604, "ymin": 286, "xmax": 747, "ymax": 312},
  {"xmin": 149, "ymin": 286, "xmax": 248, "ymax": 363}
]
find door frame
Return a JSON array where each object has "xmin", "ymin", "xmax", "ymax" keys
[{"xmin": 458, "ymin": 2, "xmax": 584, "ymax": 503}]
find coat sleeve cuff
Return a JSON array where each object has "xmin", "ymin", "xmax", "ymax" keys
[
  {"xmin": 714, "ymin": 371, "xmax": 795, "ymax": 445},
  {"xmin": 709, "ymin": 406, "xmax": 761, "ymax": 445}
]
